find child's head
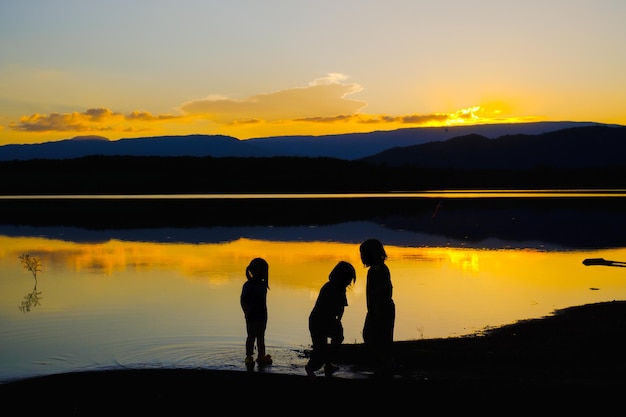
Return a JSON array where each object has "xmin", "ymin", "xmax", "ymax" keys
[
  {"xmin": 246, "ymin": 257, "xmax": 269, "ymax": 289},
  {"xmin": 329, "ymin": 261, "xmax": 356, "ymax": 288},
  {"xmin": 360, "ymin": 239, "xmax": 387, "ymax": 267}
]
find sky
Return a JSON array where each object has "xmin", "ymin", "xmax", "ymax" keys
[{"xmin": 1, "ymin": 0, "xmax": 625, "ymax": 147}]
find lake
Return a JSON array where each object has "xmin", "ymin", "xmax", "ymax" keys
[{"xmin": 2, "ymin": 191, "xmax": 626, "ymax": 383}]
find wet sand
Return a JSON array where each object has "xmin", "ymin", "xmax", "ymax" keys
[{"xmin": 2, "ymin": 300, "xmax": 625, "ymax": 413}]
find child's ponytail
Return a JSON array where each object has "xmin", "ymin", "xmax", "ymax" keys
[{"xmin": 246, "ymin": 257, "xmax": 270, "ymax": 289}]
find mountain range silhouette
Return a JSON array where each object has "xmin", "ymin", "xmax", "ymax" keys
[
  {"xmin": 2, "ymin": 121, "xmax": 626, "ymax": 193},
  {"xmin": 1, "ymin": 121, "xmax": 620, "ymax": 162},
  {"xmin": 360, "ymin": 124, "xmax": 626, "ymax": 169}
]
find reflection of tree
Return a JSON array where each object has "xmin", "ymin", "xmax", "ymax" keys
[{"xmin": 18, "ymin": 254, "xmax": 42, "ymax": 313}]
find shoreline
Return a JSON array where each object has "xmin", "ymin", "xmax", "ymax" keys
[{"xmin": 3, "ymin": 300, "xmax": 625, "ymax": 412}]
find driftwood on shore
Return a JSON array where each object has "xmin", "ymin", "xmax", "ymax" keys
[{"xmin": 583, "ymin": 257, "xmax": 626, "ymax": 267}]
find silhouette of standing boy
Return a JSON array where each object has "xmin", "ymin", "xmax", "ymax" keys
[
  {"xmin": 240, "ymin": 257, "xmax": 272, "ymax": 368},
  {"xmin": 360, "ymin": 239, "xmax": 395, "ymax": 376},
  {"xmin": 305, "ymin": 261, "xmax": 356, "ymax": 378}
]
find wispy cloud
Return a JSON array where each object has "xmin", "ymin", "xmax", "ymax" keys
[
  {"xmin": 10, "ymin": 108, "xmax": 180, "ymax": 133},
  {"xmin": 294, "ymin": 106, "xmax": 509, "ymax": 126},
  {"xmin": 7, "ymin": 74, "xmax": 527, "ymax": 138},
  {"xmin": 179, "ymin": 73, "xmax": 366, "ymax": 122}
]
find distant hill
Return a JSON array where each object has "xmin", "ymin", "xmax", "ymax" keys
[
  {"xmin": 359, "ymin": 125, "xmax": 626, "ymax": 169},
  {"xmin": 0, "ymin": 134, "xmax": 271, "ymax": 161},
  {"xmin": 0, "ymin": 121, "xmax": 610, "ymax": 161}
]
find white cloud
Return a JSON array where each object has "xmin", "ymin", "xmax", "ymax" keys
[{"xmin": 180, "ymin": 74, "xmax": 366, "ymax": 122}]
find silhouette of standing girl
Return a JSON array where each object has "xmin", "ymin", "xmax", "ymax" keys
[
  {"xmin": 360, "ymin": 239, "xmax": 395, "ymax": 376},
  {"xmin": 240, "ymin": 257, "xmax": 272, "ymax": 368}
]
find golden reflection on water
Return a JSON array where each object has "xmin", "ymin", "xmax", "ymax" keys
[{"xmin": 3, "ymin": 235, "xmax": 626, "ymax": 343}]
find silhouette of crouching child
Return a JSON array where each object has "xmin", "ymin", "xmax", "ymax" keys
[{"xmin": 305, "ymin": 261, "xmax": 356, "ymax": 378}]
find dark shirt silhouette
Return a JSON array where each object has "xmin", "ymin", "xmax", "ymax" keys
[
  {"xmin": 240, "ymin": 257, "xmax": 272, "ymax": 368},
  {"xmin": 360, "ymin": 239, "xmax": 395, "ymax": 376},
  {"xmin": 305, "ymin": 261, "xmax": 356, "ymax": 378}
]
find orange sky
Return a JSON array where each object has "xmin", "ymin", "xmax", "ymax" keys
[{"xmin": 1, "ymin": 1, "xmax": 625, "ymax": 146}]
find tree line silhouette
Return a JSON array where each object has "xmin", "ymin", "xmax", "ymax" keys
[{"xmin": 1, "ymin": 154, "xmax": 625, "ymax": 195}]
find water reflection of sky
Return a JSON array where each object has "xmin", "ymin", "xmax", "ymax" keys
[
  {"xmin": 3, "ymin": 229, "xmax": 625, "ymax": 340},
  {"xmin": 2, "ymin": 194, "xmax": 626, "ymax": 383}
]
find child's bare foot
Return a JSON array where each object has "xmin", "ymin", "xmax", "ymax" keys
[{"xmin": 256, "ymin": 354, "xmax": 273, "ymax": 367}]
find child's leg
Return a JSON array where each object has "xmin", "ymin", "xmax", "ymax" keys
[
  {"xmin": 245, "ymin": 321, "xmax": 255, "ymax": 357},
  {"xmin": 257, "ymin": 334, "xmax": 265, "ymax": 358}
]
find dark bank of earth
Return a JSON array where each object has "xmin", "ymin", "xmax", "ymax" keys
[
  {"xmin": 2, "ymin": 301, "xmax": 625, "ymax": 413},
  {"xmin": 338, "ymin": 299, "xmax": 626, "ymax": 380}
]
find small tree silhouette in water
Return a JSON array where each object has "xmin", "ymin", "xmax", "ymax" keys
[{"xmin": 18, "ymin": 254, "xmax": 42, "ymax": 313}]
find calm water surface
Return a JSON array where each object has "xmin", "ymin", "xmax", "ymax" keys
[{"xmin": 1, "ymin": 192, "xmax": 626, "ymax": 383}]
